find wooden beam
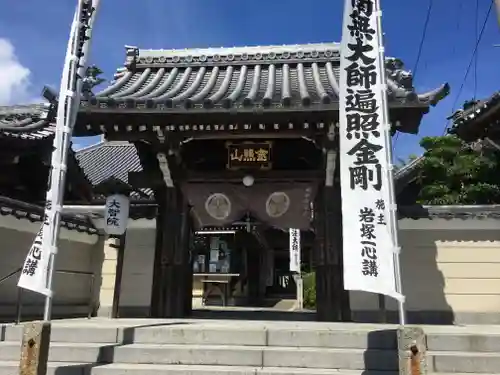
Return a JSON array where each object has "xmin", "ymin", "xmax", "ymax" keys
[
  {"xmin": 128, "ymin": 171, "xmax": 164, "ymax": 188},
  {"xmin": 184, "ymin": 169, "xmax": 323, "ymax": 183}
]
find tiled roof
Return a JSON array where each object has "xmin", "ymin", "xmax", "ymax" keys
[
  {"xmin": 75, "ymin": 141, "xmax": 153, "ymax": 199},
  {"xmin": 394, "ymin": 156, "xmax": 424, "ymax": 193},
  {"xmin": 449, "ymin": 92, "xmax": 500, "ymax": 140},
  {"xmin": 399, "ymin": 205, "xmax": 500, "ymax": 220},
  {"xmin": 0, "ymin": 103, "xmax": 94, "ymax": 201},
  {"xmin": 0, "ymin": 103, "xmax": 56, "ymax": 140},
  {"xmin": 0, "ymin": 195, "xmax": 97, "ymax": 234},
  {"xmin": 81, "ymin": 43, "xmax": 449, "ymax": 113}
]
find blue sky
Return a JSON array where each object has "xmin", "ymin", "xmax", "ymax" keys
[{"xmin": 0, "ymin": 0, "xmax": 499, "ymax": 160}]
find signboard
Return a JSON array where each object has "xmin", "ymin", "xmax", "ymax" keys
[
  {"xmin": 17, "ymin": 224, "xmax": 52, "ymax": 296},
  {"xmin": 104, "ymin": 194, "xmax": 130, "ymax": 236},
  {"xmin": 226, "ymin": 141, "xmax": 272, "ymax": 170},
  {"xmin": 289, "ymin": 229, "xmax": 301, "ymax": 273},
  {"xmin": 339, "ymin": 0, "xmax": 400, "ymax": 300}
]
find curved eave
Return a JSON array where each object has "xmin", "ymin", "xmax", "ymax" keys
[
  {"xmin": 0, "ymin": 195, "xmax": 97, "ymax": 234},
  {"xmin": 74, "ymin": 103, "xmax": 429, "ymax": 140},
  {"xmin": 0, "ymin": 103, "xmax": 56, "ymax": 140},
  {"xmin": 449, "ymin": 93, "xmax": 500, "ymax": 141},
  {"xmin": 85, "ymin": 63, "xmax": 445, "ymax": 113}
]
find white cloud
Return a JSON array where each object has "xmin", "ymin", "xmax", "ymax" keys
[{"xmin": 0, "ymin": 38, "xmax": 32, "ymax": 105}]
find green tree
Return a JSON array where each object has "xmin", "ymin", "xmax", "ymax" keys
[{"xmin": 415, "ymin": 136, "xmax": 500, "ymax": 205}]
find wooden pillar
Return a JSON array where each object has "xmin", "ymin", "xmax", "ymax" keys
[
  {"xmin": 258, "ymin": 247, "xmax": 267, "ymax": 300},
  {"xmin": 111, "ymin": 233, "xmax": 126, "ymax": 318},
  {"xmin": 150, "ymin": 185, "xmax": 191, "ymax": 318},
  {"xmin": 314, "ymin": 182, "xmax": 351, "ymax": 321},
  {"xmin": 173, "ymin": 189, "xmax": 191, "ymax": 316},
  {"xmin": 245, "ymin": 233, "xmax": 261, "ymax": 306},
  {"xmin": 183, "ymin": 214, "xmax": 194, "ymax": 316},
  {"xmin": 149, "ymin": 189, "xmax": 165, "ymax": 318},
  {"xmin": 161, "ymin": 187, "xmax": 180, "ymax": 317}
]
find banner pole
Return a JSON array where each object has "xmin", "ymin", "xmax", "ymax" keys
[
  {"xmin": 373, "ymin": 0, "xmax": 406, "ymax": 326},
  {"xmin": 42, "ymin": 0, "xmax": 101, "ymax": 321}
]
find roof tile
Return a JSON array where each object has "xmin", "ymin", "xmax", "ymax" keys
[
  {"xmin": 0, "ymin": 195, "xmax": 97, "ymax": 234},
  {"xmin": 82, "ymin": 43, "xmax": 449, "ymax": 113},
  {"xmin": 0, "ymin": 103, "xmax": 56, "ymax": 140},
  {"xmin": 75, "ymin": 141, "xmax": 153, "ymax": 199}
]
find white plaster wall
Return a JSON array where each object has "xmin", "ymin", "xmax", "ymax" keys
[
  {"xmin": 350, "ymin": 229, "xmax": 500, "ymax": 323},
  {"xmin": 118, "ymin": 228, "xmax": 156, "ymax": 309},
  {"xmin": 0, "ymin": 227, "xmax": 98, "ymax": 316},
  {"xmin": 105, "ymin": 218, "xmax": 500, "ymax": 324}
]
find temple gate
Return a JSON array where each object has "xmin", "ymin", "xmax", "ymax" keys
[{"xmin": 72, "ymin": 43, "xmax": 448, "ymax": 320}]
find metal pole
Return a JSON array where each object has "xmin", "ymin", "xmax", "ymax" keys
[
  {"xmin": 42, "ymin": 0, "xmax": 101, "ymax": 321},
  {"xmin": 374, "ymin": 0, "xmax": 406, "ymax": 326}
]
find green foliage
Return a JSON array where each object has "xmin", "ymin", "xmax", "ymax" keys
[
  {"xmin": 415, "ymin": 136, "xmax": 500, "ymax": 205},
  {"xmin": 302, "ymin": 271, "xmax": 316, "ymax": 309}
]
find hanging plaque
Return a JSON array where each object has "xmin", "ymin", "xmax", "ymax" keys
[{"xmin": 226, "ymin": 141, "xmax": 272, "ymax": 170}]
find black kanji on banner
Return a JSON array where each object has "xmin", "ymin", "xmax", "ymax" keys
[
  {"xmin": 22, "ymin": 258, "xmax": 38, "ymax": 277},
  {"xmin": 375, "ymin": 199, "xmax": 387, "ymax": 225},
  {"xmin": 359, "ymin": 206, "xmax": 379, "ymax": 277},
  {"xmin": 344, "ymin": 0, "xmax": 385, "ymax": 194}
]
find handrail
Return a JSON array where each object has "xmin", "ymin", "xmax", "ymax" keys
[
  {"xmin": 0, "ymin": 268, "xmax": 95, "ymax": 324},
  {"xmin": 0, "ymin": 267, "xmax": 22, "ymax": 285}
]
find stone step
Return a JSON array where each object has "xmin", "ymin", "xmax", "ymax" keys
[
  {"xmin": 429, "ymin": 351, "xmax": 500, "ymax": 374},
  {"xmin": 427, "ymin": 332, "xmax": 500, "ymax": 352},
  {"xmin": 0, "ymin": 323, "xmax": 398, "ymax": 348},
  {"xmin": 0, "ymin": 341, "xmax": 398, "ymax": 370},
  {"xmin": 0, "ymin": 361, "xmax": 399, "ymax": 375},
  {"xmin": 0, "ymin": 361, "xmax": 90, "ymax": 375},
  {"xmin": 1, "ymin": 324, "xmax": 120, "ymax": 343},
  {"xmin": 89, "ymin": 364, "xmax": 398, "ymax": 375}
]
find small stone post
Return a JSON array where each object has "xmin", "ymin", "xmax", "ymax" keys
[
  {"xmin": 398, "ymin": 326, "xmax": 427, "ymax": 375},
  {"xmin": 19, "ymin": 321, "xmax": 51, "ymax": 375},
  {"xmin": 293, "ymin": 274, "xmax": 304, "ymax": 310}
]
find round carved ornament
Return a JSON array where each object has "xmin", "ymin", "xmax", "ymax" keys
[
  {"xmin": 266, "ymin": 192, "xmax": 290, "ymax": 218},
  {"xmin": 205, "ymin": 193, "xmax": 231, "ymax": 220}
]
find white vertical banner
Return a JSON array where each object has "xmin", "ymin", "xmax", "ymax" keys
[
  {"xmin": 289, "ymin": 229, "xmax": 301, "ymax": 273},
  {"xmin": 17, "ymin": 226, "xmax": 52, "ymax": 296},
  {"xmin": 17, "ymin": 1, "xmax": 101, "ymax": 318},
  {"xmin": 17, "ymin": 7, "xmax": 81, "ymax": 297},
  {"xmin": 339, "ymin": 0, "xmax": 402, "ymax": 301}
]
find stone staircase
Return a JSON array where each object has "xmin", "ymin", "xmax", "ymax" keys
[
  {"xmin": 425, "ymin": 325, "xmax": 500, "ymax": 374},
  {"xmin": 0, "ymin": 319, "xmax": 499, "ymax": 374}
]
